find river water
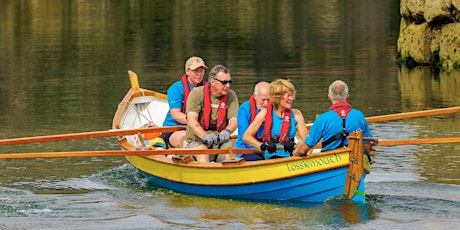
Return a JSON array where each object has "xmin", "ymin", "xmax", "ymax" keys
[{"xmin": 0, "ymin": 0, "xmax": 459, "ymax": 229}]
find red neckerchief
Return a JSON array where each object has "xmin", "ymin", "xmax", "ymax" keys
[
  {"xmin": 181, "ymin": 74, "xmax": 205, "ymax": 113},
  {"xmin": 263, "ymin": 102, "xmax": 291, "ymax": 144},
  {"xmin": 329, "ymin": 101, "xmax": 352, "ymax": 118},
  {"xmin": 249, "ymin": 95, "xmax": 257, "ymax": 122},
  {"xmin": 200, "ymin": 84, "xmax": 227, "ymax": 131}
]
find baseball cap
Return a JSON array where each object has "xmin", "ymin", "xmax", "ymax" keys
[{"xmin": 185, "ymin": 56, "xmax": 207, "ymax": 70}]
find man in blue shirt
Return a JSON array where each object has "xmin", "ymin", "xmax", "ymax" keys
[
  {"xmin": 235, "ymin": 82, "xmax": 270, "ymax": 160},
  {"xmin": 162, "ymin": 56, "xmax": 207, "ymax": 148},
  {"xmin": 293, "ymin": 80, "xmax": 373, "ymax": 156}
]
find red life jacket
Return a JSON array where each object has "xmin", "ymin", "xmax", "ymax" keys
[
  {"xmin": 329, "ymin": 101, "xmax": 352, "ymax": 118},
  {"xmin": 249, "ymin": 95, "xmax": 257, "ymax": 122},
  {"xmin": 181, "ymin": 74, "xmax": 205, "ymax": 113},
  {"xmin": 321, "ymin": 101, "xmax": 352, "ymax": 147},
  {"xmin": 200, "ymin": 84, "xmax": 227, "ymax": 131},
  {"xmin": 262, "ymin": 102, "xmax": 291, "ymax": 144}
]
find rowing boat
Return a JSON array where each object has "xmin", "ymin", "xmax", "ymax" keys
[{"xmin": 112, "ymin": 70, "xmax": 376, "ymax": 203}]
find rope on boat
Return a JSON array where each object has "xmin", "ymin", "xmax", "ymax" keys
[
  {"xmin": 120, "ymin": 101, "xmax": 154, "ymax": 129},
  {"xmin": 121, "ymin": 89, "xmax": 157, "ymax": 129},
  {"xmin": 139, "ymin": 88, "xmax": 156, "ymax": 126}
]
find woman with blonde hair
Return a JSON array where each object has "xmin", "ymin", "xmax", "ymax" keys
[{"xmin": 243, "ymin": 79, "xmax": 308, "ymax": 160}]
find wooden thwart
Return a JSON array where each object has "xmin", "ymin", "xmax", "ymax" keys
[
  {"xmin": 0, "ymin": 126, "xmax": 185, "ymax": 146},
  {"xmin": 0, "ymin": 148, "xmax": 262, "ymax": 159}
]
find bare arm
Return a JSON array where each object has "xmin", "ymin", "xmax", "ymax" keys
[
  {"xmin": 293, "ymin": 109, "xmax": 308, "ymax": 140},
  {"xmin": 226, "ymin": 117, "xmax": 238, "ymax": 133},
  {"xmin": 292, "ymin": 109, "xmax": 311, "ymax": 156},
  {"xmin": 242, "ymin": 109, "xmax": 266, "ymax": 149},
  {"xmin": 293, "ymin": 141, "xmax": 312, "ymax": 156},
  {"xmin": 170, "ymin": 108, "xmax": 187, "ymax": 124},
  {"xmin": 186, "ymin": 111, "xmax": 207, "ymax": 139}
]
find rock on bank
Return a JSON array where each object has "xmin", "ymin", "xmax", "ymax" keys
[{"xmin": 398, "ymin": 0, "xmax": 460, "ymax": 71}]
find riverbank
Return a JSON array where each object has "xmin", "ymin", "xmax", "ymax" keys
[{"xmin": 398, "ymin": 0, "xmax": 460, "ymax": 71}]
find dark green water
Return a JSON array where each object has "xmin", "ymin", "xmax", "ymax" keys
[{"xmin": 1, "ymin": 0, "xmax": 459, "ymax": 229}]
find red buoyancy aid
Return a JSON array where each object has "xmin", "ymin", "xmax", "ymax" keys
[
  {"xmin": 249, "ymin": 95, "xmax": 257, "ymax": 122},
  {"xmin": 321, "ymin": 101, "xmax": 352, "ymax": 147},
  {"xmin": 181, "ymin": 74, "xmax": 205, "ymax": 113},
  {"xmin": 329, "ymin": 101, "xmax": 352, "ymax": 118},
  {"xmin": 262, "ymin": 102, "xmax": 291, "ymax": 144},
  {"xmin": 200, "ymin": 83, "xmax": 228, "ymax": 131}
]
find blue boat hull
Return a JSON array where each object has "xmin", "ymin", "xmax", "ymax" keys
[{"xmin": 139, "ymin": 167, "xmax": 366, "ymax": 203}]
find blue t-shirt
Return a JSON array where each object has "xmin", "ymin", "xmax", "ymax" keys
[
  {"xmin": 305, "ymin": 108, "xmax": 372, "ymax": 151},
  {"xmin": 264, "ymin": 108, "xmax": 297, "ymax": 160},
  {"xmin": 235, "ymin": 100, "xmax": 264, "ymax": 149},
  {"xmin": 162, "ymin": 79, "xmax": 192, "ymax": 126}
]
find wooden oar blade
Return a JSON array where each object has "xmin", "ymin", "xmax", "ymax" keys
[
  {"xmin": 0, "ymin": 148, "xmax": 262, "ymax": 159},
  {"xmin": 377, "ymin": 137, "xmax": 460, "ymax": 146},
  {"xmin": 0, "ymin": 126, "xmax": 185, "ymax": 146}
]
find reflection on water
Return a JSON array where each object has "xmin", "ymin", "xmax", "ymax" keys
[{"xmin": 398, "ymin": 66, "xmax": 460, "ymax": 110}]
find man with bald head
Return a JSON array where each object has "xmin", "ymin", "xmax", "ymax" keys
[{"xmin": 235, "ymin": 81, "xmax": 270, "ymax": 161}]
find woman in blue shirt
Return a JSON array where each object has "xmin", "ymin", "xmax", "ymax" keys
[{"xmin": 243, "ymin": 79, "xmax": 308, "ymax": 160}]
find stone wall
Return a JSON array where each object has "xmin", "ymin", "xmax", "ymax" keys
[{"xmin": 398, "ymin": 0, "xmax": 460, "ymax": 71}]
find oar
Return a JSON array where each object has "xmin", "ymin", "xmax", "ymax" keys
[
  {"xmin": 377, "ymin": 137, "xmax": 460, "ymax": 146},
  {"xmin": 305, "ymin": 106, "xmax": 459, "ymax": 128},
  {"xmin": 0, "ymin": 148, "xmax": 262, "ymax": 159},
  {"xmin": 3, "ymin": 107, "xmax": 457, "ymax": 145},
  {"xmin": 0, "ymin": 126, "xmax": 185, "ymax": 146},
  {"xmin": 365, "ymin": 106, "xmax": 460, "ymax": 123}
]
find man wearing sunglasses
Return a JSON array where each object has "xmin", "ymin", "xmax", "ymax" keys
[{"xmin": 185, "ymin": 65, "xmax": 239, "ymax": 163}]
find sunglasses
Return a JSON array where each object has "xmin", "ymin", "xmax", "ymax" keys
[{"xmin": 214, "ymin": 78, "xmax": 233, "ymax": 85}]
